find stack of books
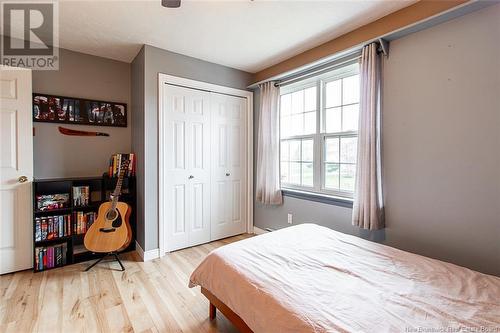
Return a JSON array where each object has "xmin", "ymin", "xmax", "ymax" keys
[
  {"xmin": 73, "ymin": 186, "xmax": 90, "ymax": 207},
  {"xmin": 108, "ymin": 153, "xmax": 136, "ymax": 177},
  {"xmin": 35, "ymin": 243, "xmax": 67, "ymax": 271},
  {"xmin": 73, "ymin": 211, "xmax": 97, "ymax": 234},
  {"xmin": 35, "ymin": 214, "xmax": 71, "ymax": 241}
]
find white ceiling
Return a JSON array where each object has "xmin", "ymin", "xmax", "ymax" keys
[{"xmin": 57, "ymin": 0, "xmax": 416, "ymax": 73}]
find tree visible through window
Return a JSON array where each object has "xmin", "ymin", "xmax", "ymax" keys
[{"xmin": 279, "ymin": 62, "xmax": 360, "ymax": 197}]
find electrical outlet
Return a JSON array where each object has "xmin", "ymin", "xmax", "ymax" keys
[{"xmin": 287, "ymin": 213, "xmax": 293, "ymax": 224}]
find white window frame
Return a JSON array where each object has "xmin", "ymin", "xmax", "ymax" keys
[{"xmin": 279, "ymin": 61, "xmax": 359, "ymax": 199}]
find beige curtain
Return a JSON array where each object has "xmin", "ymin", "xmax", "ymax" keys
[
  {"xmin": 256, "ymin": 81, "xmax": 283, "ymax": 205},
  {"xmin": 352, "ymin": 43, "xmax": 385, "ymax": 230}
]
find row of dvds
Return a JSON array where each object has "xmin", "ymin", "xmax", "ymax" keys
[
  {"xmin": 35, "ymin": 215, "xmax": 71, "ymax": 242},
  {"xmin": 35, "ymin": 211, "xmax": 98, "ymax": 241},
  {"xmin": 109, "ymin": 153, "xmax": 136, "ymax": 178},
  {"xmin": 73, "ymin": 211, "xmax": 97, "ymax": 235},
  {"xmin": 73, "ymin": 186, "xmax": 90, "ymax": 207},
  {"xmin": 35, "ymin": 243, "xmax": 68, "ymax": 271}
]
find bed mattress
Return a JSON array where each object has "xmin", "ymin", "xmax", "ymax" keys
[{"xmin": 189, "ymin": 224, "xmax": 500, "ymax": 332}]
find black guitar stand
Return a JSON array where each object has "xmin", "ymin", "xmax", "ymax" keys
[{"xmin": 85, "ymin": 252, "xmax": 125, "ymax": 272}]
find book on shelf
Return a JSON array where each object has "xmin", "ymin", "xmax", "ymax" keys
[
  {"xmin": 36, "ymin": 193, "xmax": 69, "ymax": 211},
  {"xmin": 47, "ymin": 217, "xmax": 53, "ymax": 239},
  {"xmin": 35, "ymin": 214, "xmax": 72, "ymax": 242},
  {"xmin": 72, "ymin": 186, "xmax": 90, "ymax": 207},
  {"xmin": 108, "ymin": 153, "xmax": 136, "ymax": 178},
  {"xmin": 72, "ymin": 211, "xmax": 97, "ymax": 234},
  {"xmin": 35, "ymin": 243, "xmax": 67, "ymax": 271}
]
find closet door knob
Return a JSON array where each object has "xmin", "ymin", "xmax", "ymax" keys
[
  {"xmin": 225, "ymin": 172, "xmax": 230, "ymax": 177},
  {"xmin": 18, "ymin": 175, "xmax": 28, "ymax": 183},
  {"xmin": 188, "ymin": 175, "xmax": 194, "ymax": 179}
]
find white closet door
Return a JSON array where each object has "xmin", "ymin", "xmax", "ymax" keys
[
  {"xmin": 162, "ymin": 84, "xmax": 211, "ymax": 252},
  {"xmin": 210, "ymin": 92, "xmax": 247, "ymax": 240},
  {"xmin": 0, "ymin": 67, "xmax": 33, "ymax": 274}
]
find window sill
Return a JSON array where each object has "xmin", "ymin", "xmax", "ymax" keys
[{"xmin": 281, "ymin": 189, "xmax": 353, "ymax": 208}]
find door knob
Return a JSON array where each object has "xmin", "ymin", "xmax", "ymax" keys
[
  {"xmin": 18, "ymin": 175, "xmax": 28, "ymax": 183},
  {"xmin": 188, "ymin": 175, "xmax": 194, "ymax": 179},
  {"xmin": 225, "ymin": 172, "xmax": 230, "ymax": 177}
]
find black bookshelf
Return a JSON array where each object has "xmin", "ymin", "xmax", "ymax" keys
[{"xmin": 33, "ymin": 175, "xmax": 136, "ymax": 272}]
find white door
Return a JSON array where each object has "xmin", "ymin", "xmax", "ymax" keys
[
  {"xmin": 0, "ymin": 66, "xmax": 33, "ymax": 274},
  {"xmin": 162, "ymin": 84, "xmax": 211, "ymax": 252},
  {"xmin": 210, "ymin": 92, "xmax": 247, "ymax": 240}
]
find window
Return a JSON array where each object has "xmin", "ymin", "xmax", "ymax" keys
[{"xmin": 280, "ymin": 62, "xmax": 360, "ymax": 198}]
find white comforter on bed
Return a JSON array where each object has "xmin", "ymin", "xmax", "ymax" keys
[{"xmin": 189, "ymin": 224, "xmax": 500, "ymax": 333}]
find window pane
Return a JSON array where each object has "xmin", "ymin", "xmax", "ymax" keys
[
  {"xmin": 280, "ymin": 94, "xmax": 291, "ymax": 116},
  {"xmin": 325, "ymin": 107, "xmax": 341, "ymax": 133},
  {"xmin": 302, "ymin": 163, "xmax": 313, "ymax": 187},
  {"xmin": 324, "ymin": 163, "xmax": 339, "ymax": 189},
  {"xmin": 342, "ymin": 104, "xmax": 359, "ymax": 132},
  {"xmin": 340, "ymin": 164, "xmax": 356, "ymax": 192},
  {"xmin": 343, "ymin": 75, "xmax": 359, "ymax": 105},
  {"xmin": 280, "ymin": 161, "xmax": 289, "ymax": 183},
  {"xmin": 280, "ymin": 115, "xmax": 291, "ymax": 138},
  {"xmin": 340, "ymin": 137, "xmax": 357, "ymax": 163},
  {"xmin": 280, "ymin": 140, "xmax": 289, "ymax": 161},
  {"xmin": 291, "ymin": 90, "xmax": 304, "ymax": 114},
  {"xmin": 304, "ymin": 87, "xmax": 316, "ymax": 111},
  {"xmin": 326, "ymin": 80, "xmax": 341, "ymax": 108},
  {"xmin": 325, "ymin": 137, "xmax": 339, "ymax": 163},
  {"xmin": 290, "ymin": 113, "xmax": 303, "ymax": 135},
  {"xmin": 289, "ymin": 140, "xmax": 301, "ymax": 161},
  {"xmin": 301, "ymin": 139, "xmax": 313, "ymax": 162},
  {"xmin": 289, "ymin": 162, "xmax": 301, "ymax": 185},
  {"xmin": 303, "ymin": 111, "xmax": 316, "ymax": 135}
]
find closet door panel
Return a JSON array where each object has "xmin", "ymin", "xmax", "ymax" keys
[
  {"xmin": 210, "ymin": 93, "xmax": 247, "ymax": 240},
  {"xmin": 210, "ymin": 96, "xmax": 229, "ymax": 239},
  {"xmin": 213, "ymin": 180, "xmax": 229, "ymax": 225},
  {"xmin": 163, "ymin": 84, "xmax": 211, "ymax": 251},
  {"xmin": 228, "ymin": 100, "xmax": 247, "ymax": 231},
  {"xmin": 232, "ymin": 180, "xmax": 241, "ymax": 222},
  {"xmin": 173, "ymin": 184, "xmax": 187, "ymax": 234},
  {"xmin": 188, "ymin": 99, "xmax": 211, "ymax": 246},
  {"xmin": 164, "ymin": 93, "xmax": 189, "ymax": 250}
]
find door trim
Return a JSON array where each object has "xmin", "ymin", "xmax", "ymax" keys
[{"xmin": 158, "ymin": 73, "xmax": 254, "ymax": 256}]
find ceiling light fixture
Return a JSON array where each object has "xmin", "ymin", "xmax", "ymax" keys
[{"xmin": 162, "ymin": 0, "xmax": 181, "ymax": 8}]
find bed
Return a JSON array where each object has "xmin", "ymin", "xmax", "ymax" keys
[{"xmin": 189, "ymin": 224, "xmax": 500, "ymax": 332}]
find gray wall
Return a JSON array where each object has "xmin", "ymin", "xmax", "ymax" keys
[
  {"xmin": 33, "ymin": 48, "xmax": 131, "ymax": 178},
  {"xmin": 131, "ymin": 46, "xmax": 146, "ymax": 248},
  {"xmin": 133, "ymin": 45, "xmax": 253, "ymax": 250},
  {"xmin": 254, "ymin": 4, "xmax": 500, "ymax": 276}
]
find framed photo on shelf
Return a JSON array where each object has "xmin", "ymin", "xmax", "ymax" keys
[{"xmin": 33, "ymin": 93, "xmax": 127, "ymax": 127}]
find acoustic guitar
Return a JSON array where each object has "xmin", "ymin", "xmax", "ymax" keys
[{"xmin": 84, "ymin": 160, "xmax": 132, "ymax": 253}]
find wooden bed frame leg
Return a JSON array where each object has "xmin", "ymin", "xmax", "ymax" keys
[
  {"xmin": 201, "ymin": 288, "xmax": 252, "ymax": 332},
  {"xmin": 209, "ymin": 302, "xmax": 216, "ymax": 320}
]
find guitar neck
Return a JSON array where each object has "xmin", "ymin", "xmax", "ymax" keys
[{"xmin": 111, "ymin": 161, "xmax": 129, "ymax": 209}]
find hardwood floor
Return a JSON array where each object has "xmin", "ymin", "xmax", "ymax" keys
[{"xmin": 0, "ymin": 234, "xmax": 253, "ymax": 333}]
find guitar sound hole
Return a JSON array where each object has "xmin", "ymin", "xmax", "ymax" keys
[
  {"xmin": 106, "ymin": 209, "xmax": 123, "ymax": 228},
  {"xmin": 106, "ymin": 209, "xmax": 118, "ymax": 221}
]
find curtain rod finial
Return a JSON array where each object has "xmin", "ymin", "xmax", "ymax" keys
[{"xmin": 378, "ymin": 38, "xmax": 390, "ymax": 57}]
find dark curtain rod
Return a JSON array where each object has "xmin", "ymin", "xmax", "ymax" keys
[{"xmin": 272, "ymin": 39, "xmax": 389, "ymax": 88}]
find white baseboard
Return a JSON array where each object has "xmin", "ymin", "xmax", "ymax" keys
[
  {"xmin": 135, "ymin": 241, "xmax": 160, "ymax": 262},
  {"xmin": 253, "ymin": 227, "xmax": 268, "ymax": 235}
]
